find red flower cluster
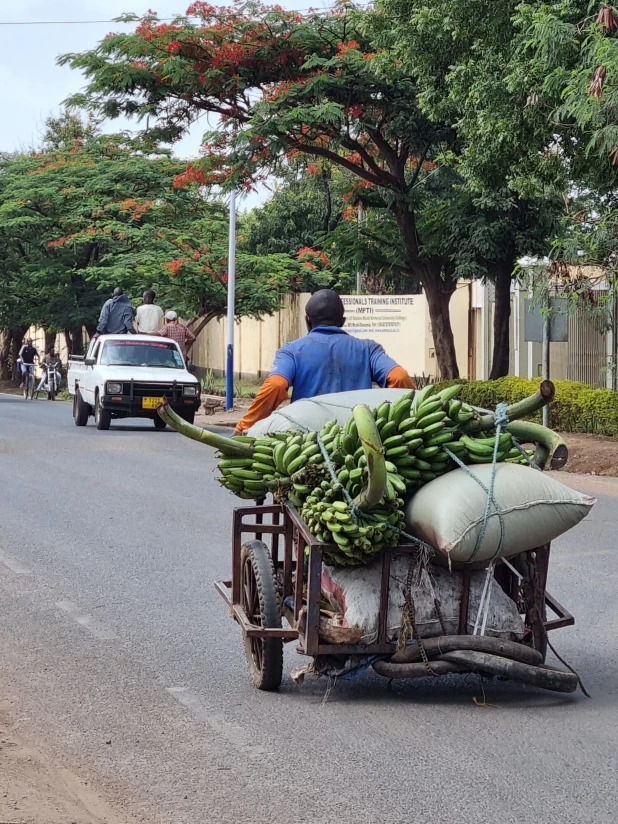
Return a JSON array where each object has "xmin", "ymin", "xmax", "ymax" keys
[
  {"xmin": 167, "ymin": 41, "xmax": 182, "ymax": 54},
  {"xmin": 336, "ymin": 40, "xmax": 361, "ymax": 57},
  {"xmin": 297, "ymin": 246, "xmax": 329, "ymax": 266},
  {"xmin": 165, "ymin": 258, "xmax": 189, "ymax": 275}
]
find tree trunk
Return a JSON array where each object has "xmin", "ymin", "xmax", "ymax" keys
[
  {"xmin": 421, "ymin": 265, "xmax": 460, "ymax": 380},
  {"xmin": 0, "ymin": 331, "xmax": 11, "ymax": 381},
  {"xmin": 489, "ymin": 260, "xmax": 514, "ymax": 380},
  {"xmin": 10, "ymin": 328, "xmax": 26, "ymax": 383},
  {"xmin": 65, "ymin": 327, "xmax": 85, "ymax": 356},
  {"xmin": 43, "ymin": 328, "xmax": 56, "ymax": 355},
  {"xmin": 394, "ymin": 207, "xmax": 460, "ymax": 379}
]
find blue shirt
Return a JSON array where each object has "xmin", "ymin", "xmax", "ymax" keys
[{"xmin": 271, "ymin": 326, "xmax": 397, "ymax": 402}]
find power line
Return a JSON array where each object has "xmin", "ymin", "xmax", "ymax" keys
[{"xmin": 0, "ymin": 6, "xmax": 371, "ymax": 26}]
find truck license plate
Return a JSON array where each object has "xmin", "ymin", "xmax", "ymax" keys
[{"xmin": 142, "ymin": 397, "xmax": 164, "ymax": 409}]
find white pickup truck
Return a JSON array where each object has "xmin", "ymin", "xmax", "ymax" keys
[{"xmin": 67, "ymin": 334, "xmax": 201, "ymax": 430}]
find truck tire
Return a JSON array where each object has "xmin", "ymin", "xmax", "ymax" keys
[
  {"xmin": 73, "ymin": 388, "xmax": 89, "ymax": 427},
  {"xmin": 153, "ymin": 415, "xmax": 167, "ymax": 430},
  {"xmin": 180, "ymin": 409, "xmax": 196, "ymax": 425},
  {"xmin": 94, "ymin": 393, "xmax": 111, "ymax": 431}
]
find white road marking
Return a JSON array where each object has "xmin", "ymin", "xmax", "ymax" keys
[
  {"xmin": 166, "ymin": 687, "xmax": 268, "ymax": 758},
  {"xmin": 55, "ymin": 600, "xmax": 117, "ymax": 640},
  {"xmin": 0, "ymin": 549, "xmax": 32, "ymax": 575}
]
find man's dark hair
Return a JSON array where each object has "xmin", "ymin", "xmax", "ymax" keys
[
  {"xmin": 113, "ymin": 287, "xmax": 124, "ymax": 297},
  {"xmin": 305, "ymin": 289, "xmax": 345, "ymax": 330},
  {"xmin": 143, "ymin": 289, "xmax": 156, "ymax": 303}
]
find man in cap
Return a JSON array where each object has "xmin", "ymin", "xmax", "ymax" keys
[
  {"xmin": 156, "ymin": 311, "xmax": 196, "ymax": 361},
  {"xmin": 235, "ymin": 289, "xmax": 414, "ymax": 434}
]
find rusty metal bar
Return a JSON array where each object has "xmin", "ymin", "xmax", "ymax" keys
[
  {"xmin": 293, "ymin": 528, "xmax": 304, "ymax": 626},
  {"xmin": 377, "ymin": 551, "xmax": 392, "ymax": 644},
  {"xmin": 215, "ymin": 581, "xmax": 298, "ymax": 638},
  {"xmin": 544, "ymin": 591, "xmax": 575, "ymax": 631},
  {"xmin": 283, "ymin": 511, "xmax": 294, "ymax": 603},
  {"xmin": 458, "ymin": 565, "xmax": 471, "ymax": 635},
  {"xmin": 271, "ymin": 508, "xmax": 281, "ymax": 572},
  {"xmin": 231, "ymin": 509, "xmax": 243, "ymax": 605},
  {"xmin": 305, "ymin": 544, "xmax": 323, "ymax": 655}
]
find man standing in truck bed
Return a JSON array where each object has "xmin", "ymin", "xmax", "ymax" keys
[{"xmin": 235, "ymin": 289, "xmax": 414, "ymax": 434}]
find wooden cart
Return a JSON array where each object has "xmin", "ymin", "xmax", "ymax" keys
[{"xmin": 215, "ymin": 501, "xmax": 578, "ymax": 693}]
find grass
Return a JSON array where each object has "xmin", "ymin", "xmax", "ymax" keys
[{"xmin": 201, "ymin": 370, "xmax": 264, "ymax": 399}]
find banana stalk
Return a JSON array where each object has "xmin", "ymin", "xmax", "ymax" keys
[
  {"xmin": 157, "ymin": 400, "xmax": 254, "ymax": 458},
  {"xmin": 351, "ymin": 404, "xmax": 387, "ymax": 509},
  {"xmin": 460, "ymin": 380, "xmax": 556, "ymax": 434},
  {"xmin": 505, "ymin": 420, "xmax": 568, "ymax": 470}
]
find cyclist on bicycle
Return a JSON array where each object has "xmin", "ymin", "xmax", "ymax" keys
[{"xmin": 18, "ymin": 338, "xmax": 41, "ymax": 389}]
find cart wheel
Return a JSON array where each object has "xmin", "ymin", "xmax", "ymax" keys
[{"xmin": 240, "ymin": 540, "xmax": 283, "ymax": 691}]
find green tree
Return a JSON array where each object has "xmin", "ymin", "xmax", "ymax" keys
[
  {"xmin": 0, "ymin": 119, "xmax": 330, "ymax": 355},
  {"xmin": 377, "ymin": 0, "xmax": 565, "ymax": 377},
  {"xmin": 62, "ymin": 3, "xmax": 472, "ymax": 377}
]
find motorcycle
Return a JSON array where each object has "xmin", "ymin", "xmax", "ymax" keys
[{"xmin": 36, "ymin": 361, "xmax": 62, "ymax": 401}]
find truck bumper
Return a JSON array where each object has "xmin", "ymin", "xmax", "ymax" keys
[{"xmin": 101, "ymin": 395, "xmax": 200, "ymax": 418}]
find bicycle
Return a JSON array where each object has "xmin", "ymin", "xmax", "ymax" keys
[{"xmin": 22, "ymin": 363, "xmax": 36, "ymax": 400}]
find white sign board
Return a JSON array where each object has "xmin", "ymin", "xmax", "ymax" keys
[{"xmin": 340, "ymin": 295, "xmax": 424, "ymax": 376}]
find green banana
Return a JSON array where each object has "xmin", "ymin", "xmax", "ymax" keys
[
  {"xmin": 283, "ymin": 443, "xmax": 302, "ymax": 473},
  {"xmin": 437, "ymin": 384, "xmax": 463, "ymax": 403},
  {"xmin": 421, "ymin": 421, "xmax": 446, "ymax": 439},
  {"xmin": 218, "ymin": 458, "xmax": 255, "ymax": 469},
  {"xmin": 419, "ymin": 410, "xmax": 447, "ymax": 428},
  {"xmin": 416, "ymin": 446, "xmax": 441, "ymax": 459},
  {"xmin": 416, "ymin": 400, "xmax": 443, "ymax": 420}
]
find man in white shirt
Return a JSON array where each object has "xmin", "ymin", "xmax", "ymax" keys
[{"xmin": 135, "ymin": 290, "xmax": 164, "ymax": 334}]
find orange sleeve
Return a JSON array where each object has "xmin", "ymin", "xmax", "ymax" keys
[
  {"xmin": 235, "ymin": 375, "xmax": 290, "ymax": 434},
  {"xmin": 386, "ymin": 366, "xmax": 416, "ymax": 389}
]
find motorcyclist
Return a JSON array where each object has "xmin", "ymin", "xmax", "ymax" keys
[{"xmin": 36, "ymin": 348, "xmax": 62, "ymax": 397}]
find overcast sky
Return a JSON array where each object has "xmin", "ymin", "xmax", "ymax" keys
[{"xmin": 0, "ymin": 0, "xmax": 315, "ymax": 207}]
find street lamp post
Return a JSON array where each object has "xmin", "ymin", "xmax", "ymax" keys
[{"xmin": 226, "ymin": 190, "xmax": 236, "ymax": 412}]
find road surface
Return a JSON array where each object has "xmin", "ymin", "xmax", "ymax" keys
[{"xmin": 0, "ymin": 394, "xmax": 616, "ymax": 824}]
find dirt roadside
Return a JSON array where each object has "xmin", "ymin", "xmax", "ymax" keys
[{"xmin": 0, "ymin": 701, "xmax": 141, "ymax": 824}]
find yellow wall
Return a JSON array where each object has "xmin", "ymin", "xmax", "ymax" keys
[{"xmin": 191, "ymin": 289, "xmax": 472, "ymax": 381}]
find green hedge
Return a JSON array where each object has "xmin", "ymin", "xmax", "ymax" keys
[{"xmin": 435, "ymin": 376, "xmax": 618, "ymax": 437}]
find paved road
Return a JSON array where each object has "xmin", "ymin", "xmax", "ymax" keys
[{"xmin": 0, "ymin": 394, "xmax": 616, "ymax": 824}]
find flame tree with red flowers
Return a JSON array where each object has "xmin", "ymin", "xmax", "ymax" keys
[
  {"xmin": 62, "ymin": 1, "xmax": 474, "ymax": 378},
  {"xmin": 0, "ymin": 112, "xmax": 338, "ymax": 373}
]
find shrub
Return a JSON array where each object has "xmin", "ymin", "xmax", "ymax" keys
[{"xmin": 435, "ymin": 377, "xmax": 618, "ymax": 437}]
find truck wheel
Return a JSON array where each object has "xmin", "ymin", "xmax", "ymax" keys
[
  {"xmin": 240, "ymin": 540, "xmax": 283, "ymax": 691},
  {"xmin": 180, "ymin": 409, "xmax": 196, "ymax": 425},
  {"xmin": 153, "ymin": 415, "xmax": 167, "ymax": 430},
  {"xmin": 94, "ymin": 393, "xmax": 111, "ymax": 431},
  {"xmin": 73, "ymin": 389, "xmax": 89, "ymax": 427}
]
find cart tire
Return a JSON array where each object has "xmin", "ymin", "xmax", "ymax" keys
[
  {"xmin": 441, "ymin": 650, "xmax": 579, "ymax": 693},
  {"xmin": 240, "ymin": 540, "xmax": 283, "ymax": 691}
]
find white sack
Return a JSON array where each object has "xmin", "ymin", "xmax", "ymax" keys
[
  {"xmin": 405, "ymin": 463, "xmax": 595, "ymax": 565},
  {"xmin": 321, "ymin": 556, "xmax": 525, "ymax": 642},
  {"xmin": 246, "ymin": 388, "xmax": 411, "ymax": 436}
]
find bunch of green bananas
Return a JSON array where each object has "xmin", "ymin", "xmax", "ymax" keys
[
  {"xmin": 215, "ymin": 386, "xmax": 538, "ymax": 566},
  {"xmin": 458, "ymin": 433, "xmax": 533, "ymax": 465},
  {"xmin": 301, "ymin": 494, "xmax": 405, "ymax": 566},
  {"xmin": 216, "ymin": 429, "xmax": 327, "ymax": 502}
]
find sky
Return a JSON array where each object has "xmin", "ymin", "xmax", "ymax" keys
[{"xmin": 0, "ymin": 0, "xmax": 317, "ymax": 208}]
